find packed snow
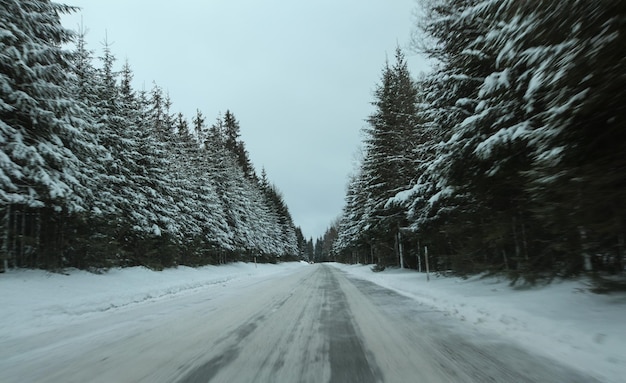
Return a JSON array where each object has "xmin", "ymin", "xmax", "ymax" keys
[
  {"xmin": 330, "ymin": 263, "xmax": 626, "ymax": 383},
  {"xmin": 0, "ymin": 262, "xmax": 308, "ymax": 339},
  {"xmin": 1, "ymin": 261, "xmax": 624, "ymax": 382}
]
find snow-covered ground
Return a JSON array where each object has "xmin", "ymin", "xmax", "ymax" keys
[
  {"xmin": 1, "ymin": 261, "xmax": 624, "ymax": 382},
  {"xmin": 0, "ymin": 262, "xmax": 309, "ymax": 340},
  {"xmin": 330, "ymin": 263, "xmax": 626, "ymax": 383}
]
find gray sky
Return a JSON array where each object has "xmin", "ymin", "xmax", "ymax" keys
[{"xmin": 61, "ymin": 0, "xmax": 430, "ymax": 240}]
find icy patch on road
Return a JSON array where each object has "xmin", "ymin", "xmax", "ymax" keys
[
  {"xmin": 0, "ymin": 262, "xmax": 309, "ymax": 338},
  {"xmin": 329, "ymin": 263, "xmax": 626, "ymax": 383}
]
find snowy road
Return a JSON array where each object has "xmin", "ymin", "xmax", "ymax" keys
[{"xmin": 0, "ymin": 264, "xmax": 598, "ymax": 383}]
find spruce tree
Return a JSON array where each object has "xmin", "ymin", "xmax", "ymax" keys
[
  {"xmin": 0, "ymin": 0, "xmax": 95, "ymax": 268},
  {"xmin": 359, "ymin": 47, "xmax": 419, "ymax": 266},
  {"xmin": 403, "ymin": 0, "xmax": 626, "ymax": 279}
]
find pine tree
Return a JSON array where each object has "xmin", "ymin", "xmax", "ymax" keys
[
  {"xmin": 261, "ymin": 183, "xmax": 298, "ymax": 258},
  {"xmin": 403, "ymin": 0, "xmax": 626, "ymax": 279},
  {"xmin": 511, "ymin": 1, "xmax": 626, "ymax": 275},
  {"xmin": 334, "ymin": 170, "xmax": 371, "ymax": 263},
  {"xmin": 64, "ymin": 25, "xmax": 124, "ymax": 269},
  {"xmin": 222, "ymin": 110, "xmax": 255, "ymax": 179},
  {"xmin": 0, "ymin": 0, "xmax": 97, "ymax": 268},
  {"xmin": 357, "ymin": 47, "xmax": 419, "ymax": 266},
  {"xmin": 0, "ymin": 0, "xmax": 84, "ymax": 208},
  {"xmin": 294, "ymin": 226, "xmax": 306, "ymax": 260},
  {"xmin": 1, "ymin": 2, "xmax": 306, "ymax": 271},
  {"xmin": 192, "ymin": 109, "xmax": 206, "ymax": 141}
]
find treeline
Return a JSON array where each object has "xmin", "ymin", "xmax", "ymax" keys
[
  {"xmin": 0, "ymin": 1, "xmax": 303, "ymax": 272},
  {"xmin": 332, "ymin": 0, "xmax": 625, "ymax": 282},
  {"xmin": 297, "ymin": 224, "xmax": 338, "ymax": 263}
]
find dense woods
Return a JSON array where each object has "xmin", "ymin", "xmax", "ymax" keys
[
  {"xmin": 0, "ymin": 0, "xmax": 302, "ymax": 271},
  {"xmin": 332, "ymin": 0, "xmax": 626, "ymax": 282},
  {"xmin": 2, "ymin": 0, "xmax": 625, "ymax": 282}
]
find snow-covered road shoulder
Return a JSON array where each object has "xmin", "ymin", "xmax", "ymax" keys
[
  {"xmin": 0, "ymin": 262, "xmax": 309, "ymax": 339},
  {"xmin": 329, "ymin": 262, "xmax": 626, "ymax": 383}
]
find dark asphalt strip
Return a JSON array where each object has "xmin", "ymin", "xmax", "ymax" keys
[
  {"xmin": 178, "ymin": 314, "xmax": 265, "ymax": 383},
  {"xmin": 320, "ymin": 266, "xmax": 382, "ymax": 383}
]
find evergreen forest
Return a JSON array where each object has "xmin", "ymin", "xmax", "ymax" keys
[
  {"xmin": 0, "ymin": 0, "xmax": 305, "ymax": 271},
  {"xmin": 330, "ymin": 0, "xmax": 626, "ymax": 283},
  {"xmin": 1, "ymin": 0, "xmax": 625, "ymax": 285}
]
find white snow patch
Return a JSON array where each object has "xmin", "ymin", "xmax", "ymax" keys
[
  {"xmin": 474, "ymin": 121, "xmax": 531, "ymax": 160},
  {"xmin": 152, "ymin": 223, "xmax": 162, "ymax": 236},
  {"xmin": 0, "ymin": 262, "xmax": 309, "ymax": 339},
  {"xmin": 385, "ymin": 186, "xmax": 416, "ymax": 207},
  {"xmin": 479, "ymin": 68, "xmax": 511, "ymax": 98},
  {"xmin": 330, "ymin": 263, "xmax": 626, "ymax": 383},
  {"xmin": 427, "ymin": 185, "xmax": 454, "ymax": 205}
]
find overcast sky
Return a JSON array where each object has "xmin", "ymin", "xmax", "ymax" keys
[{"xmin": 61, "ymin": 0, "xmax": 430, "ymax": 240}]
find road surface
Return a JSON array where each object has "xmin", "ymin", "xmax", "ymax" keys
[{"xmin": 0, "ymin": 264, "xmax": 597, "ymax": 382}]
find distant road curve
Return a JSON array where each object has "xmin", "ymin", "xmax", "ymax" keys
[{"xmin": 0, "ymin": 264, "xmax": 597, "ymax": 382}]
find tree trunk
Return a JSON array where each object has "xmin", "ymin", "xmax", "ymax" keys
[
  {"xmin": 512, "ymin": 216, "xmax": 520, "ymax": 261},
  {"xmin": 425, "ymin": 246, "xmax": 430, "ymax": 282},
  {"xmin": 20, "ymin": 209, "xmax": 26, "ymax": 266},
  {"xmin": 2, "ymin": 205, "xmax": 9, "ymax": 271},
  {"xmin": 521, "ymin": 221, "xmax": 529, "ymax": 262},
  {"xmin": 616, "ymin": 231, "xmax": 624, "ymax": 272},
  {"xmin": 502, "ymin": 248, "xmax": 509, "ymax": 271},
  {"xmin": 398, "ymin": 230, "xmax": 405, "ymax": 269},
  {"xmin": 12, "ymin": 207, "xmax": 18, "ymax": 267},
  {"xmin": 417, "ymin": 238, "xmax": 421, "ymax": 272},
  {"xmin": 579, "ymin": 226, "xmax": 592, "ymax": 272}
]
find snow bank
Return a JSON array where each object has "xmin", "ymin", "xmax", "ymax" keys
[
  {"xmin": 0, "ymin": 262, "xmax": 309, "ymax": 338},
  {"xmin": 330, "ymin": 263, "xmax": 626, "ymax": 383}
]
